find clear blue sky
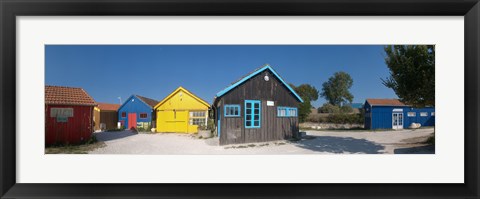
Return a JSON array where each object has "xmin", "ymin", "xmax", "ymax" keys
[{"xmin": 45, "ymin": 45, "xmax": 397, "ymax": 108}]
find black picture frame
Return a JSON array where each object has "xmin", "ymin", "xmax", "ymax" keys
[{"xmin": 1, "ymin": 0, "xmax": 478, "ymax": 198}]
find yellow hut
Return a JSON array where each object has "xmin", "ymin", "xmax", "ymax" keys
[{"xmin": 155, "ymin": 87, "xmax": 210, "ymax": 133}]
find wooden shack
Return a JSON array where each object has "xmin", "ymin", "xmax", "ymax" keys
[
  {"xmin": 117, "ymin": 95, "xmax": 158, "ymax": 130},
  {"xmin": 94, "ymin": 102, "xmax": 120, "ymax": 131},
  {"xmin": 213, "ymin": 64, "xmax": 304, "ymax": 145},
  {"xmin": 45, "ymin": 85, "xmax": 97, "ymax": 145},
  {"xmin": 155, "ymin": 87, "xmax": 210, "ymax": 133},
  {"xmin": 364, "ymin": 99, "xmax": 435, "ymax": 130}
]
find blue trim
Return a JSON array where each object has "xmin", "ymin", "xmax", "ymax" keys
[
  {"xmin": 215, "ymin": 65, "xmax": 304, "ymax": 103},
  {"xmin": 277, "ymin": 106, "xmax": 298, "ymax": 117},
  {"xmin": 244, "ymin": 100, "xmax": 261, "ymax": 128},
  {"xmin": 217, "ymin": 107, "xmax": 221, "ymax": 137},
  {"xmin": 224, "ymin": 104, "xmax": 241, "ymax": 117}
]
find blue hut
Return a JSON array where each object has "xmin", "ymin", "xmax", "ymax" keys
[
  {"xmin": 364, "ymin": 99, "xmax": 435, "ymax": 130},
  {"xmin": 118, "ymin": 95, "xmax": 159, "ymax": 130}
]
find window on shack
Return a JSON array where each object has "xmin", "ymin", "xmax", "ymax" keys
[{"xmin": 224, "ymin": 105, "xmax": 241, "ymax": 117}]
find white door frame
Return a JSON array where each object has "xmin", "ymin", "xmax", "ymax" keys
[{"xmin": 392, "ymin": 110, "xmax": 404, "ymax": 130}]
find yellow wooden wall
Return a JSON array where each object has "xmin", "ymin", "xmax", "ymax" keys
[
  {"xmin": 93, "ymin": 107, "xmax": 101, "ymax": 131},
  {"xmin": 155, "ymin": 88, "xmax": 209, "ymax": 133}
]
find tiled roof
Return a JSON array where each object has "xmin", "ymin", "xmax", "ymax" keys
[
  {"xmin": 366, "ymin": 99, "xmax": 406, "ymax": 106},
  {"xmin": 135, "ymin": 95, "xmax": 159, "ymax": 108},
  {"xmin": 45, "ymin": 85, "xmax": 97, "ymax": 106},
  {"xmin": 97, "ymin": 102, "xmax": 120, "ymax": 111}
]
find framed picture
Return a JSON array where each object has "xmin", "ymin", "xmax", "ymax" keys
[{"xmin": 1, "ymin": 0, "xmax": 479, "ymax": 198}]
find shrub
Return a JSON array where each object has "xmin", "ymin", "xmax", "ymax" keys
[
  {"xmin": 318, "ymin": 116, "xmax": 329, "ymax": 123},
  {"xmin": 197, "ymin": 119, "xmax": 216, "ymax": 134},
  {"xmin": 198, "ymin": 124, "xmax": 207, "ymax": 130},
  {"xmin": 307, "ymin": 104, "xmax": 363, "ymax": 124},
  {"xmin": 340, "ymin": 105, "xmax": 353, "ymax": 113},
  {"xmin": 86, "ymin": 134, "xmax": 98, "ymax": 144},
  {"xmin": 207, "ymin": 119, "xmax": 215, "ymax": 133},
  {"xmin": 327, "ymin": 113, "xmax": 363, "ymax": 124},
  {"xmin": 107, "ymin": 127, "xmax": 124, "ymax": 132},
  {"xmin": 135, "ymin": 123, "xmax": 151, "ymax": 133},
  {"xmin": 306, "ymin": 114, "xmax": 320, "ymax": 123},
  {"xmin": 426, "ymin": 132, "xmax": 435, "ymax": 144},
  {"xmin": 318, "ymin": 103, "xmax": 340, "ymax": 113}
]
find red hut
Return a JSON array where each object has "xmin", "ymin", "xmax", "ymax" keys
[{"xmin": 45, "ymin": 85, "xmax": 97, "ymax": 145}]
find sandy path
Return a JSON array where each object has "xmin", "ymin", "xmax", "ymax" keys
[{"xmin": 89, "ymin": 128, "xmax": 434, "ymax": 155}]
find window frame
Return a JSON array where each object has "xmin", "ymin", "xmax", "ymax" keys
[
  {"xmin": 139, "ymin": 113, "xmax": 148, "ymax": 119},
  {"xmin": 189, "ymin": 111, "xmax": 207, "ymax": 126},
  {"xmin": 189, "ymin": 118, "xmax": 205, "ymax": 126},
  {"xmin": 244, "ymin": 100, "xmax": 261, "ymax": 128},
  {"xmin": 190, "ymin": 111, "xmax": 206, "ymax": 118},
  {"xmin": 277, "ymin": 106, "xmax": 298, "ymax": 117},
  {"xmin": 224, "ymin": 104, "xmax": 241, "ymax": 117}
]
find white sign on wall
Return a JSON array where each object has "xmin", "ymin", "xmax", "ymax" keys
[
  {"xmin": 267, "ymin": 101, "xmax": 274, "ymax": 106},
  {"xmin": 50, "ymin": 108, "xmax": 74, "ymax": 117}
]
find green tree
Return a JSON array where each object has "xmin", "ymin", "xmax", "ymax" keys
[
  {"xmin": 289, "ymin": 83, "xmax": 319, "ymax": 122},
  {"xmin": 382, "ymin": 45, "xmax": 435, "ymax": 107},
  {"xmin": 293, "ymin": 84, "xmax": 319, "ymax": 102},
  {"xmin": 298, "ymin": 101, "xmax": 313, "ymax": 123},
  {"xmin": 320, "ymin": 71, "xmax": 354, "ymax": 106}
]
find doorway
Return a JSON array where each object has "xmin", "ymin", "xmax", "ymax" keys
[
  {"xmin": 128, "ymin": 113, "xmax": 137, "ymax": 129},
  {"xmin": 392, "ymin": 112, "xmax": 403, "ymax": 130}
]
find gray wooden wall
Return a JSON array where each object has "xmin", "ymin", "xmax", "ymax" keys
[{"xmin": 216, "ymin": 70, "xmax": 300, "ymax": 145}]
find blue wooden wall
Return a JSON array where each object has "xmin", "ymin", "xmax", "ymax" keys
[
  {"xmin": 117, "ymin": 95, "xmax": 154, "ymax": 128},
  {"xmin": 364, "ymin": 102, "xmax": 435, "ymax": 129},
  {"xmin": 403, "ymin": 107, "xmax": 435, "ymax": 127}
]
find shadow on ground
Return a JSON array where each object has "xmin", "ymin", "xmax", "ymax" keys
[
  {"xmin": 94, "ymin": 130, "xmax": 137, "ymax": 142},
  {"xmin": 293, "ymin": 136, "xmax": 385, "ymax": 154},
  {"xmin": 394, "ymin": 145, "xmax": 435, "ymax": 154}
]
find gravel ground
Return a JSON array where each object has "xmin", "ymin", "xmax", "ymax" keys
[{"xmin": 89, "ymin": 128, "xmax": 435, "ymax": 155}]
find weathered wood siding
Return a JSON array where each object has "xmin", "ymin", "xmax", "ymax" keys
[
  {"xmin": 100, "ymin": 111, "xmax": 118, "ymax": 130},
  {"xmin": 45, "ymin": 105, "xmax": 94, "ymax": 145},
  {"xmin": 217, "ymin": 70, "xmax": 299, "ymax": 145}
]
